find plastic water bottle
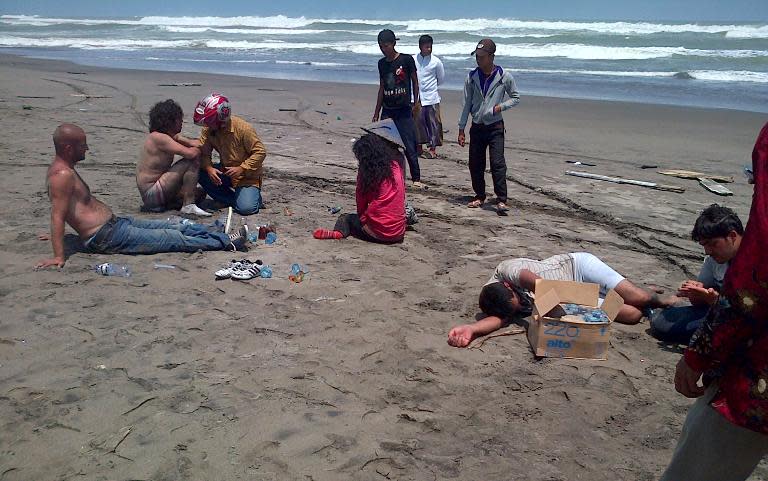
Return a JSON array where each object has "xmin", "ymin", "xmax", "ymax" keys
[
  {"xmin": 265, "ymin": 232, "xmax": 277, "ymax": 244},
  {"xmin": 167, "ymin": 215, "xmax": 197, "ymax": 226},
  {"xmin": 95, "ymin": 263, "xmax": 131, "ymax": 277},
  {"xmin": 259, "ymin": 265, "xmax": 273, "ymax": 278}
]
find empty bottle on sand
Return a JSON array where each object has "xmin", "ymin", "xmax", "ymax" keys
[
  {"xmin": 166, "ymin": 215, "xmax": 197, "ymax": 226},
  {"xmin": 95, "ymin": 263, "xmax": 132, "ymax": 277}
]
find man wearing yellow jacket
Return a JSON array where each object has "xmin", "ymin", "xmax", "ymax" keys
[{"xmin": 194, "ymin": 93, "xmax": 266, "ymax": 215}]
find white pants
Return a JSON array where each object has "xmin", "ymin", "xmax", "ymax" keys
[{"xmin": 571, "ymin": 252, "xmax": 625, "ymax": 296}]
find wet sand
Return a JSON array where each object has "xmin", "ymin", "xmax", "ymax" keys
[{"xmin": 0, "ymin": 53, "xmax": 766, "ymax": 480}]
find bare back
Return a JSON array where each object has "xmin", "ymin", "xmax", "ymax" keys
[
  {"xmin": 136, "ymin": 132, "xmax": 177, "ymax": 194},
  {"xmin": 48, "ymin": 162, "xmax": 113, "ymax": 239}
]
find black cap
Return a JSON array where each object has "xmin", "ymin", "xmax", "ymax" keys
[
  {"xmin": 377, "ymin": 29, "xmax": 399, "ymax": 44},
  {"xmin": 472, "ymin": 38, "xmax": 496, "ymax": 56}
]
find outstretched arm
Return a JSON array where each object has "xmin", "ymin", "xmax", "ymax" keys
[
  {"xmin": 36, "ymin": 170, "xmax": 74, "ymax": 268},
  {"xmin": 447, "ymin": 316, "xmax": 505, "ymax": 348}
]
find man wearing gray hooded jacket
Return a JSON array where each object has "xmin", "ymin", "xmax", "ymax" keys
[{"xmin": 458, "ymin": 38, "xmax": 520, "ymax": 213}]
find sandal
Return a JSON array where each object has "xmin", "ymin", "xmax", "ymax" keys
[
  {"xmin": 496, "ymin": 202, "xmax": 510, "ymax": 214},
  {"xmin": 467, "ymin": 198, "xmax": 484, "ymax": 208}
]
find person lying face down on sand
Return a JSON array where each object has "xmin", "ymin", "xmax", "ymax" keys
[
  {"xmin": 650, "ymin": 204, "xmax": 743, "ymax": 344},
  {"xmin": 313, "ymin": 119, "xmax": 406, "ymax": 244},
  {"xmin": 136, "ymin": 99, "xmax": 210, "ymax": 217},
  {"xmin": 35, "ymin": 124, "xmax": 248, "ymax": 269},
  {"xmin": 447, "ymin": 252, "xmax": 679, "ymax": 347}
]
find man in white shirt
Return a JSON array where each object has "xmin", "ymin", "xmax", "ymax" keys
[{"xmin": 413, "ymin": 35, "xmax": 445, "ymax": 159}]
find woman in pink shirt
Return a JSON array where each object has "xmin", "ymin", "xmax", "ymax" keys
[{"xmin": 314, "ymin": 123, "xmax": 406, "ymax": 243}]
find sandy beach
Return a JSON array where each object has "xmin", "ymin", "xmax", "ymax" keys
[{"xmin": 0, "ymin": 53, "xmax": 766, "ymax": 480}]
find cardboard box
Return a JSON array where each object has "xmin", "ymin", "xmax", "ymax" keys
[{"xmin": 527, "ymin": 279, "xmax": 624, "ymax": 360}]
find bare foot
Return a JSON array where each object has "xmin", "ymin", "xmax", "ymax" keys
[
  {"xmin": 447, "ymin": 325, "xmax": 476, "ymax": 348},
  {"xmin": 653, "ymin": 294, "xmax": 683, "ymax": 308}
]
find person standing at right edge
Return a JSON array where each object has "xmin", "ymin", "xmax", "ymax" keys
[
  {"xmin": 458, "ymin": 38, "xmax": 520, "ymax": 214},
  {"xmin": 372, "ymin": 29, "xmax": 426, "ymax": 189}
]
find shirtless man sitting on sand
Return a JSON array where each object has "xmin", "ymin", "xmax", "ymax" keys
[
  {"xmin": 36, "ymin": 124, "xmax": 246, "ymax": 268},
  {"xmin": 136, "ymin": 99, "xmax": 210, "ymax": 216}
]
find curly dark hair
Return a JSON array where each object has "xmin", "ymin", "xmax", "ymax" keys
[
  {"xmin": 692, "ymin": 203, "xmax": 744, "ymax": 241},
  {"xmin": 148, "ymin": 99, "xmax": 183, "ymax": 134},
  {"xmin": 352, "ymin": 133, "xmax": 405, "ymax": 196}
]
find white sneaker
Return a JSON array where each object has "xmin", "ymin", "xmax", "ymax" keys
[
  {"xmin": 215, "ymin": 258, "xmax": 253, "ymax": 279},
  {"xmin": 180, "ymin": 204, "xmax": 212, "ymax": 217},
  {"xmin": 231, "ymin": 262, "xmax": 261, "ymax": 280}
]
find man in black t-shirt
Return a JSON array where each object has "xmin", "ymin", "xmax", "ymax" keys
[{"xmin": 372, "ymin": 29, "xmax": 424, "ymax": 188}]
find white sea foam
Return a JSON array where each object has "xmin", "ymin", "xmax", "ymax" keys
[
  {"xmin": 162, "ymin": 26, "xmax": 330, "ymax": 35},
  {"xmin": 1, "ymin": 34, "xmax": 765, "ymax": 61},
  {"xmin": 512, "ymin": 68, "xmax": 768, "ymax": 83},
  {"xmin": 138, "ymin": 15, "xmax": 314, "ymax": 28},
  {"xmin": 0, "ymin": 35, "xmax": 196, "ymax": 50},
  {"xmin": 3, "ymin": 15, "xmax": 766, "ymax": 39},
  {"xmin": 340, "ymin": 41, "xmax": 768, "ymax": 60},
  {"xmin": 689, "ymin": 70, "xmax": 768, "ymax": 83},
  {"xmin": 275, "ymin": 60, "xmax": 353, "ymax": 66}
]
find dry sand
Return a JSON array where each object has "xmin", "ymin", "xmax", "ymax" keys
[{"xmin": 0, "ymin": 53, "xmax": 766, "ymax": 480}]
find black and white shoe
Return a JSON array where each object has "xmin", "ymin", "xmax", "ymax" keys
[{"xmin": 228, "ymin": 225, "xmax": 249, "ymax": 251}]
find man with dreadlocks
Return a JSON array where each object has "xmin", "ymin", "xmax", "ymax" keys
[{"xmin": 313, "ymin": 119, "xmax": 406, "ymax": 244}]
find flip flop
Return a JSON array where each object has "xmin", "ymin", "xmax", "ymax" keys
[
  {"xmin": 496, "ymin": 202, "xmax": 510, "ymax": 212},
  {"xmin": 467, "ymin": 199, "xmax": 483, "ymax": 208}
]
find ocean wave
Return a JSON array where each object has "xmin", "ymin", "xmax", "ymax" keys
[
  {"xmin": 1, "ymin": 35, "xmax": 765, "ymax": 60},
  {"xmin": 274, "ymin": 60, "xmax": 354, "ymax": 66},
  {"xmin": 343, "ymin": 42, "xmax": 768, "ymax": 60},
  {"xmin": 138, "ymin": 15, "xmax": 315, "ymax": 28},
  {"xmin": 513, "ymin": 68, "xmax": 768, "ymax": 83},
  {"xmin": 0, "ymin": 35, "xmax": 196, "ymax": 50},
  {"xmin": 161, "ymin": 26, "xmax": 330, "ymax": 35},
  {"xmin": 4, "ymin": 15, "xmax": 766, "ymax": 39},
  {"xmin": 402, "ymin": 18, "xmax": 768, "ymax": 38}
]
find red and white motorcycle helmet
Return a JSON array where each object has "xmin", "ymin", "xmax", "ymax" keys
[{"xmin": 193, "ymin": 92, "xmax": 231, "ymax": 128}]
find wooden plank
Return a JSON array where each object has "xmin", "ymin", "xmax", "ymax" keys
[
  {"xmin": 658, "ymin": 169, "xmax": 733, "ymax": 183},
  {"xmin": 698, "ymin": 177, "xmax": 733, "ymax": 196},
  {"xmin": 565, "ymin": 170, "xmax": 685, "ymax": 193}
]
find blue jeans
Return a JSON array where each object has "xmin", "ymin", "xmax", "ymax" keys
[
  {"xmin": 382, "ymin": 106, "xmax": 420, "ymax": 182},
  {"xmin": 650, "ymin": 304, "xmax": 710, "ymax": 344},
  {"xmin": 199, "ymin": 165, "xmax": 262, "ymax": 215},
  {"xmin": 84, "ymin": 216, "xmax": 230, "ymax": 254}
]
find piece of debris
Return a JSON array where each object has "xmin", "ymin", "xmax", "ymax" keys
[
  {"xmin": 699, "ymin": 177, "xmax": 733, "ymax": 196},
  {"xmin": 278, "ymin": 108, "xmax": 297, "ymax": 112},
  {"xmin": 565, "ymin": 170, "xmax": 685, "ymax": 193},
  {"xmin": 17, "ymin": 95, "xmax": 53, "ymax": 99},
  {"xmin": 315, "ymin": 110, "xmax": 328, "ymax": 115},
  {"xmin": 157, "ymin": 82, "xmax": 201, "ymax": 87},
  {"xmin": 69, "ymin": 94, "xmax": 111, "ymax": 99},
  {"xmin": 640, "ymin": 164, "xmax": 658, "ymax": 169},
  {"xmin": 566, "ymin": 160, "xmax": 596, "ymax": 167},
  {"xmin": 658, "ymin": 169, "xmax": 733, "ymax": 183}
]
